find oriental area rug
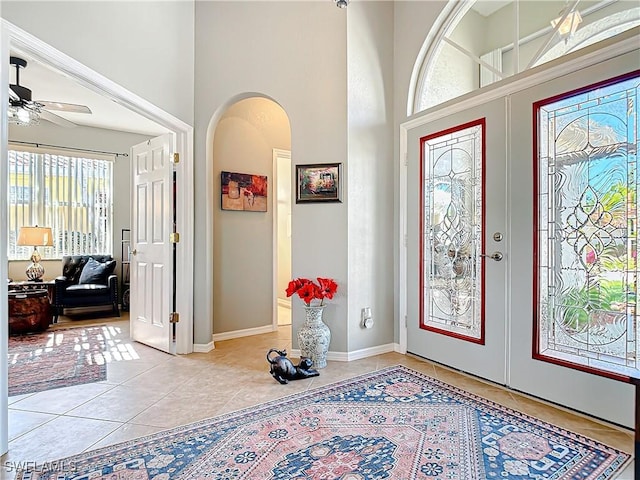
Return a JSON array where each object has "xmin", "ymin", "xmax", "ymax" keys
[
  {"xmin": 8, "ymin": 325, "xmax": 107, "ymax": 397},
  {"xmin": 17, "ymin": 366, "xmax": 630, "ymax": 480}
]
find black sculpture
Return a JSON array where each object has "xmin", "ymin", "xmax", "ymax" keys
[{"xmin": 267, "ymin": 348, "xmax": 319, "ymax": 384}]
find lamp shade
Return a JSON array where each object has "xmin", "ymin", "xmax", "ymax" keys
[{"xmin": 17, "ymin": 226, "xmax": 54, "ymax": 247}]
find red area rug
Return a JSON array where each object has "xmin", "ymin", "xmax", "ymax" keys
[
  {"xmin": 8, "ymin": 325, "xmax": 107, "ymax": 397},
  {"xmin": 16, "ymin": 365, "xmax": 630, "ymax": 479}
]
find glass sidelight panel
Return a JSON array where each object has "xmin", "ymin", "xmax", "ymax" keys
[
  {"xmin": 420, "ymin": 119, "xmax": 485, "ymax": 343},
  {"xmin": 535, "ymin": 72, "xmax": 639, "ymax": 379}
]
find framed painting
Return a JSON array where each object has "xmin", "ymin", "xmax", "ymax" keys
[
  {"xmin": 296, "ymin": 163, "xmax": 342, "ymax": 203},
  {"xmin": 221, "ymin": 171, "xmax": 268, "ymax": 212}
]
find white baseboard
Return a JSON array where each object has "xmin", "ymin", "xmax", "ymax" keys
[
  {"xmin": 290, "ymin": 343, "xmax": 396, "ymax": 362},
  {"xmin": 393, "ymin": 343, "xmax": 405, "ymax": 354},
  {"xmin": 277, "ymin": 298, "xmax": 291, "ymax": 309},
  {"xmin": 212, "ymin": 324, "xmax": 275, "ymax": 342},
  {"xmin": 193, "ymin": 341, "xmax": 215, "ymax": 353}
]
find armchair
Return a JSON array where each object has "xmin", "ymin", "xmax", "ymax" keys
[{"xmin": 53, "ymin": 255, "xmax": 119, "ymax": 321}]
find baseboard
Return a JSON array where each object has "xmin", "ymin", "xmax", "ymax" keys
[
  {"xmin": 212, "ymin": 324, "xmax": 275, "ymax": 342},
  {"xmin": 193, "ymin": 341, "xmax": 215, "ymax": 353},
  {"xmin": 290, "ymin": 343, "xmax": 396, "ymax": 362},
  {"xmin": 277, "ymin": 298, "xmax": 291, "ymax": 309}
]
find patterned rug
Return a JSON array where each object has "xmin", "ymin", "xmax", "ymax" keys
[
  {"xmin": 8, "ymin": 325, "xmax": 107, "ymax": 397},
  {"xmin": 17, "ymin": 366, "xmax": 630, "ymax": 479}
]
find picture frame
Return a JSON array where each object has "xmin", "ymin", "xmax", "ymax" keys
[
  {"xmin": 221, "ymin": 171, "xmax": 268, "ymax": 212},
  {"xmin": 296, "ymin": 163, "xmax": 342, "ymax": 203}
]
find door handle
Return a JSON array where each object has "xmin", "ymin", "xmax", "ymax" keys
[
  {"xmin": 480, "ymin": 251, "xmax": 503, "ymax": 261},
  {"xmin": 131, "ymin": 249, "xmax": 138, "ymax": 256}
]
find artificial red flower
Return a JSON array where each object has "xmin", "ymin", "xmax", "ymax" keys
[
  {"xmin": 297, "ymin": 283, "xmax": 321, "ymax": 304},
  {"xmin": 286, "ymin": 278, "xmax": 311, "ymax": 297},
  {"xmin": 285, "ymin": 276, "xmax": 339, "ymax": 306},
  {"xmin": 317, "ymin": 277, "xmax": 338, "ymax": 300}
]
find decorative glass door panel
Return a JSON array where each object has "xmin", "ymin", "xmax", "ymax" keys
[
  {"xmin": 421, "ymin": 119, "xmax": 485, "ymax": 343},
  {"xmin": 535, "ymin": 72, "xmax": 639, "ymax": 380}
]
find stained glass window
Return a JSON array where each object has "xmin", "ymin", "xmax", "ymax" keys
[
  {"xmin": 421, "ymin": 119, "xmax": 485, "ymax": 343},
  {"xmin": 535, "ymin": 72, "xmax": 639, "ymax": 379}
]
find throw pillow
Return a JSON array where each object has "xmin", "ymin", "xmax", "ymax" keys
[{"xmin": 79, "ymin": 257, "xmax": 115, "ymax": 285}]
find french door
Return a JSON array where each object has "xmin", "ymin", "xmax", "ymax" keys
[
  {"xmin": 406, "ymin": 99, "xmax": 507, "ymax": 386},
  {"xmin": 406, "ymin": 50, "xmax": 637, "ymax": 427}
]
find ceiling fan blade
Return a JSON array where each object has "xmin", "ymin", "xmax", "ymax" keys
[
  {"xmin": 8, "ymin": 86, "xmax": 20, "ymax": 102},
  {"xmin": 40, "ymin": 109, "xmax": 78, "ymax": 128},
  {"xmin": 38, "ymin": 101, "xmax": 92, "ymax": 114}
]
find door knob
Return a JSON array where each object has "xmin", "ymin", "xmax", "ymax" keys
[
  {"xmin": 480, "ymin": 251, "xmax": 503, "ymax": 261},
  {"xmin": 131, "ymin": 249, "xmax": 138, "ymax": 256}
]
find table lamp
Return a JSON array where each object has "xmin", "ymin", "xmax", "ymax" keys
[{"xmin": 17, "ymin": 226, "xmax": 54, "ymax": 281}]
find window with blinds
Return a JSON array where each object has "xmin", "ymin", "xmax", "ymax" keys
[{"xmin": 8, "ymin": 148, "xmax": 113, "ymax": 260}]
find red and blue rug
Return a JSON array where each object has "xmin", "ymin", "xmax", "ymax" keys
[
  {"xmin": 8, "ymin": 325, "xmax": 107, "ymax": 397},
  {"xmin": 17, "ymin": 365, "xmax": 630, "ymax": 479}
]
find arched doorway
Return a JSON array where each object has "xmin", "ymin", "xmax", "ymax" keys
[{"xmin": 209, "ymin": 97, "xmax": 292, "ymax": 341}]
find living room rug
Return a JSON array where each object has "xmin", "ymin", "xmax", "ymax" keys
[
  {"xmin": 8, "ymin": 325, "xmax": 107, "ymax": 397},
  {"xmin": 16, "ymin": 365, "xmax": 630, "ymax": 479}
]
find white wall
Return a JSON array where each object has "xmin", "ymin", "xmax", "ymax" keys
[
  {"xmin": 1, "ymin": 1, "xmax": 195, "ymax": 126},
  {"xmin": 347, "ymin": 2, "xmax": 395, "ymax": 351},
  {"xmin": 393, "ymin": 1, "xmax": 448, "ymax": 342},
  {"xmin": 7, "ymin": 123, "xmax": 152, "ymax": 287},
  {"xmin": 195, "ymin": 2, "xmax": 349, "ymax": 349},
  {"xmin": 212, "ymin": 97, "xmax": 290, "ymax": 334}
]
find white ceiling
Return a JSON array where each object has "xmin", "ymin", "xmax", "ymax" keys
[
  {"xmin": 9, "ymin": 51, "xmax": 170, "ymax": 137},
  {"xmin": 471, "ymin": 0, "xmax": 512, "ymax": 17}
]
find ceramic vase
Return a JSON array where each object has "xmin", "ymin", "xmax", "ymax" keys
[{"xmin": 298, "ymin": 305, "xmax": 330, "ymax": 368}]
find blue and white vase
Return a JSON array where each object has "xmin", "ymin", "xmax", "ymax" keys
[{"xmin": 298, "ymin": 305, "xmax": 330, "ymax": 369}]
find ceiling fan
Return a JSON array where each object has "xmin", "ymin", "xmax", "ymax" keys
[{"xmin": 8, "ymin": 56, "xmax": 92, "ymax": 127}]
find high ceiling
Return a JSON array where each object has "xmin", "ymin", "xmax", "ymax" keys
[{"xmin": 8, "ymin": 51, "xmax": 170, "ymax": 137}]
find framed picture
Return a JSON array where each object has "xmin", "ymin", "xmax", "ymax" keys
[
  {"xmin": 221, "ymin": 171, "xmax": 268, "ymax": 212},
  {"xmin": 296, "ymin": 163, "xmax": 342, "ymax": 203}
]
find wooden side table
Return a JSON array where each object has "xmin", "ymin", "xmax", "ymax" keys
[
  {"xmin": 9, "ymin": 281, "xmax": 56, "ymax": 317},
  {"xmin": 8, "ymin": 289, "xmax": 52, "ymax": 334}
]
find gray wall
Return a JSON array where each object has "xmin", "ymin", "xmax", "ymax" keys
[
  {"xmin": 347, "ymin": 2, "xmax": 395, "ymax": 351},
  {"xmin": 194, "ymin": 2, "xmax": 349, "ymax": 349}
]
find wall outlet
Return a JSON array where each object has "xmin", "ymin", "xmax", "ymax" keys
[{"xmin": 361, "ymin": 307, "xmax": 373, "ymax": 328}]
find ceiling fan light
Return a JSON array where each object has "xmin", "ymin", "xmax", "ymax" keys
[
  {"xmin": 335, "ymin": 0, "xmax": 349, "ymax": 8},
  {"xmin": 551, "ymin": 9, "xmax": 583, "ymax": 37},
  {"xmin": 8, "ymin": 105, "xmax": 40, "ymax": 126}
]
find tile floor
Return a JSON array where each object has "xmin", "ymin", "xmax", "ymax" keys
[{"xmin": 1, "ymin": 314, "xmax": 635, "ymax": 479}]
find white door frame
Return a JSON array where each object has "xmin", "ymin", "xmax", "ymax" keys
[
  {"xmin": 398, "ymin": 29, "xmax": 640, "ymax": 359},
  {"xmin": 1, "ymin": 20, "xmax": 194, "ymax": 453},
  {"xmin": 272, "ymin": 148, "xmax": 292, "ymax": 331}
]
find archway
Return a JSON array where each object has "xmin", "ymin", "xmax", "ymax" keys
[{"xmin": 206, "ymin": 96, "xmax": 292, "ymax": 343}]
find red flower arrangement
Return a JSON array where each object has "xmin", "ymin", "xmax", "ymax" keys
[{"xmin": 286, "ymin": 277, "xmax": 338, "ymax": 307}]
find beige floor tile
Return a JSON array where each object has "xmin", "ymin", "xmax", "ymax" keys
[
  {"xmin": 5, "ymin": 415, "xmax": 121, "ymax": 462},
  {"xmin": 65, "ymin": 384, "xmax": 169, "ymax": 423},
  {"xmin": 88, "ymin": 423, "xmax": 166, "ymax": 450},
  {"xmin": 7, "ymin": 410, "xmax": 56, "ymax": 442},
  {"xmin": 9, "ymin": 382, "xmax": 116, "ymax": 415}
]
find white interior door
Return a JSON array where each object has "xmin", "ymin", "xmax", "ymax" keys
[
  {"xmin": 130, "ymin": 134, "xmax": 175, "ymax": 354},
  {"xmin": 407, "ymin": 99, "xmax": 507, "ymax": 385}
]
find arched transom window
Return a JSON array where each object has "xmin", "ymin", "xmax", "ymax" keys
[{"xmin": 411, "ymin": 0, "xmax": 640, "ymax": 115}]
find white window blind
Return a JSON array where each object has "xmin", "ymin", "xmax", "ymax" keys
[{"xmin": 8, "ymin": 148, "xmax": 113, "ymax": 260}]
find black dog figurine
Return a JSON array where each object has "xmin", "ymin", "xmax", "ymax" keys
[{"xmin": 267, "ymin": 348, "xmax": 319, "ymax": 384}]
